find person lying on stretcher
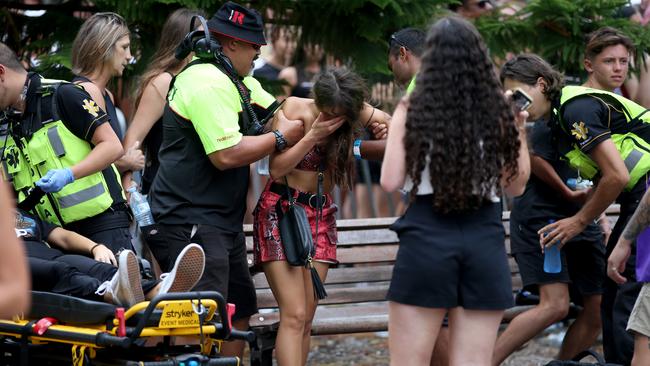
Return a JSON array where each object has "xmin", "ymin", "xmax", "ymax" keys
[{"xmin": 15, "ymin": 209, "xmax": 205, "ymax": 308}]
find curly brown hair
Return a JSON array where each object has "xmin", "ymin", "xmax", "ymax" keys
[
  {"xmin": 405, "ymin": 16, "xmax": 520, "ymax": 213},
  {"xmin": 312, "ymin": 68, "xmax": 367, "ymax": 190}
]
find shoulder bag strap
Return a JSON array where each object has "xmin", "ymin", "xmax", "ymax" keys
[{"xmin": 313, "ymin": 162, "xmax": 324, "ymax": 258}]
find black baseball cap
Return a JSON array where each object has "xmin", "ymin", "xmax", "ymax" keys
[{"xmin": 207, "ymin": 1, "xmax": 266, "ymax": 46}]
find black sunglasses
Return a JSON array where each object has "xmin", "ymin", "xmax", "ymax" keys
[
  {"xmin": 475, "ymin": 0, "xmax": 493, "ymax": 8},
  {"xmin": 390, "ymin": 33, "xmax": 408, "ymax": 50}
]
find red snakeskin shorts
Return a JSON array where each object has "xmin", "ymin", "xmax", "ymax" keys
[{"xmin": 252, "ymin": 182, "xmax": 338, "ymax": 267}]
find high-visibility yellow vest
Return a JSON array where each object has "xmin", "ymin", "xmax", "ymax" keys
[
  {"xmin": 2, "ymin": 80, "xmax": 117, "ymax": 225},
  {"xmin": 556, "ymin": 85, "xmax": 650, "ymax": 191}
]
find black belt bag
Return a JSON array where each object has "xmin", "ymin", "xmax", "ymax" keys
[{"xmin": 269, "ymin": 182, "xmax": 327, "ymax": 209}]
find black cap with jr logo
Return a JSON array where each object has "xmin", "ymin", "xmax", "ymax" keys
[{"xmin": 207, "ymin": 1, "xmax": 267, "ymax": 46}]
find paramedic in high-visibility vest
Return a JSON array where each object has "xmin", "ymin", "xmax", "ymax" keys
[
  {"xmin": 0, "ymin": 41, "xmax": 129, "ymax": 254},
  {"xmin": 501, "ymin": 53, "xmax": 650, "ymax": 365}
]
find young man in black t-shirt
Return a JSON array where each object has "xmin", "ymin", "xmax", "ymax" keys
[{"xmin": 493, "ymin": 121, "xmax": 607, "ymax": 364}]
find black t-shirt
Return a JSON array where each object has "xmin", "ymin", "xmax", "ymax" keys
[
  {"xmin": 560, "ymin": 95, "xmax": 630, "ymax": 154},
  {"xmin": 510, "ymin": 120, "xmax": 602, "ymax": 253},
  {"xmin": 72, "ymin": 75, "xmax": 123, "ymax": 140},
  {"xmin": 253, "ymin": 62, "xmax": 282, "ymax": 81}
]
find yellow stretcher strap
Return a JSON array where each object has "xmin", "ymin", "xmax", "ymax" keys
[{"xmin": 72, "ymin": 344, "xmax": 95, "ymax": 366}]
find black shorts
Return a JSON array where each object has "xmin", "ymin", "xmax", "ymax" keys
[
  {"xmin": 143, "ymin": 223, "xmax": 257, "ymax": 321},
  {"xmin": 387, "ymin": 196, "xmax": 513, "ymax": 310},
  {"xmin": 513, "ymin": 239, "xmax": 605, "ymax": 296}
]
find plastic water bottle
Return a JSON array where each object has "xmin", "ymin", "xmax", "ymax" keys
[
  {"xmin": 543, "ymin": 219, "xmax": 562, "ymax": 273},
  {"xmin": 257, "ymin": 156, "xmax": 270, "ymax": 176},
  {"xmin": 127, "ymin": 185, "xmax": 154, "ymax": 227},
  {"xmin": 566, "ymin": 178, "xmax": 593, "ymax": 190}
]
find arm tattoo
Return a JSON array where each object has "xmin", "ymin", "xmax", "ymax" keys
[{"xmin": 622, "ymin": 189, "xmax": 650, "ymax": 241}]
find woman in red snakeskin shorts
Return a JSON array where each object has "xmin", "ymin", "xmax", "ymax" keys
[{"xmin": 253, "ymin": 67, "xmax": 390, "ymax": 366}]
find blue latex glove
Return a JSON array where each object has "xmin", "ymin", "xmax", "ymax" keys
[{"xmin": 36, "ymin": 168, "xmax": 75, "ymax": 193}]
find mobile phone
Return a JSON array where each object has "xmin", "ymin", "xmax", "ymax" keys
[{"xmin": 512, "ymin": 88, "xmax": 533, "ymax": 111}]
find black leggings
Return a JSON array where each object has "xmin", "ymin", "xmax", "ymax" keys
[{"xmin": 27, "ymin": 242, "xmax": 157, "ymax": 302}]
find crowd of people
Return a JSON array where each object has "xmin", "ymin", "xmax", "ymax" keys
[{"xmin": 4, "ymin": 0, "xmax": 650, "ymax": 365}]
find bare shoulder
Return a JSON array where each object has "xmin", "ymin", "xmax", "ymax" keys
[
  {"xmin": 151, "ymin": 73, "xmax": 173, "ymax": 91},
  {"xmin": 282, "ymin": 97, "xmax": 313, "ymax": 121}
]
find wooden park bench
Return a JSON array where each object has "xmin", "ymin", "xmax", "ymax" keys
[{"xmin": 244, "ymin": 204, "xmax": 621, "ymax": 366}]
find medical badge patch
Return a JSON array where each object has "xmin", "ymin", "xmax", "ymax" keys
[
  {"xmin": 571, "ymin": 121, "xmax": 588, "ymax": 141},
  {"xmin": 82, "ymin": 99, "xmax": 100, "ymax": 117}
]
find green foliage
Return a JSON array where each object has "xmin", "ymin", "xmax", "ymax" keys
[
  {"xmin": 476, "ymin": 0, "xmax": 650, "ymax": 78},
  {"xmin": 92, "ymin": 0, "xmax": 451, "ymax": 79}
]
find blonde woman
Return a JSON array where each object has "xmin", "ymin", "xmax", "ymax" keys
[{"xmin": 63, "ymin": 12, "xmax": 137, "ymax": 253}]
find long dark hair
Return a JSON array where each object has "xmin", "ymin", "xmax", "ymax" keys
[
  {"xmin": 405, "ymin": 16, "xmax": 520, "ymax": 213},
  {"xmin": 312, "ymin": 68, "xmax": 367, "ymax": 190},
  {"xmin": 134, "ymin": 8, "xmax": 203, "ymax": 109}
]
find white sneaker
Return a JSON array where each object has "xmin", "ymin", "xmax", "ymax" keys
[
  {"xmin": 96, "ymin": 250, "xmax": 145, "ymax": 307},
  {"xmin": 158, "ymin": 243, "xmax": 205, "ymax": 294}
]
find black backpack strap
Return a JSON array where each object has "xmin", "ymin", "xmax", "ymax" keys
[{"xmin": 36, "ymin": 82, "xmax": 61, "ymax": 126}]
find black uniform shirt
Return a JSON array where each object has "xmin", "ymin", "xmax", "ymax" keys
[
  {"xmin": 18, "ymin": 75, "xmax": 126, "ymax": 220},
  {"xmin": 510, "ymin": 120, "xmax": 602, "ymax": 253}
]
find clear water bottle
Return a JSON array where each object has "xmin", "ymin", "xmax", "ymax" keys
[
  {"xmin": 543, "ymin": 219, "xmax": 562, "ymax": 273},
  {"xmin": 127, "ymin": 185, "xmax": 154, "ymax": 227},
  {"xmin": 257, "ymin": 156, "xmax": 270, "ymax": 176}
]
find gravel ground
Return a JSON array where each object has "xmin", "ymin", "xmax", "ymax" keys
[{"xmin": 242, "ymin": 323, "xmax": 599, "ymax": 365}]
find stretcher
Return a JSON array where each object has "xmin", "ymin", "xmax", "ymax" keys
[{"xmin": 0, "ymin": 291, "xmax": 254, "ymax": 365}]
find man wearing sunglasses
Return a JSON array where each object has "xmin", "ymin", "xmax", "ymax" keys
[
  {"xmin": 449, "ymin": 0, "xmax": 495, "ymax": 19},
  {"xmin": 145, "ymin": 1, "xmax": 306, "ymax": 358},
  {"xmin": 352, "ymin": 28, "xmax": 426, "ymax": 162},
  {"xmin": 388, "ymin": 28, "xmax": 426, "ymax": 93}
]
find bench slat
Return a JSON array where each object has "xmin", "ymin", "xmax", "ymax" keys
[
  {"xmin": 242, "ymin": 204, "xmax": 620, "ymax": 235},
  {"xmin": 252, "ymin": 265, "xmax": 395, "ymax": 289},
  {"xmin": 256, "ymin": 283, "xmax": 391, "ymax": 309},
  {"xmin": 337, "ymin": 246, "xmax": 398, "ymax": 264}
]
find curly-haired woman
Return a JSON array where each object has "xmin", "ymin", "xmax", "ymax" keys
[
  {"xmin": 253, "ymin": 67, "xmax": 390, "ymax": 366},
  {"xmin": 380, "ymin": 17, "xmax": 530, "ymax": 366}
]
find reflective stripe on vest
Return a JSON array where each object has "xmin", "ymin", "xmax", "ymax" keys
[
  {"xmin": 58, "ymin": 182, "xmax": 106, "ymax": 209},
  {"xmin": 558, "ymin": 86, "xmax": 650, "ymax": 191}
]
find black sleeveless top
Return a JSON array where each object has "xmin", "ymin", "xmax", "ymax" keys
[
  {"xmin": 141, "ymin": 112, "xmax": 163, "ymax": 194},
  {"xmin": 72, "ymin": 75, "xmax": 123, "ymax": 141},
  {"xmin": 140, "ymin": 71, "xmax": 173, "ymax": 194}
]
